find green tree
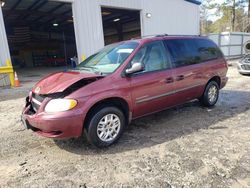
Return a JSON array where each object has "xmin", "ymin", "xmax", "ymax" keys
[
  {"xmin": 200, "ymin": 0, "xmax": 217, "ymax": 34},
  {"xmin": 200, "ymin": 0, "xmax": 249, "ymax": 34},
  {"xmin": 211, "ymin": 5, "xmax": 232, "ymax": 32},
  {"xmin": 215, "ymin": 0, "xmax": 246, "ymax": 31},
  {"xmin": 245, "ymin": 0, "xmax": 250, "ymax": 31}
]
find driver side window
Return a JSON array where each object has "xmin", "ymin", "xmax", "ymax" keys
[{"xmin": 131, "ymin": 41, "xmax": 170, "ymax": 73}]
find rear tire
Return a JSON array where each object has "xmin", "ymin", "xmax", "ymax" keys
[
  {"xmin": 200, "ymin": 81, "xmax": 219, "ymax": 107},
  {"xmin": 85, "ymin": 106, "xmax": 125, "ymax": 148}
]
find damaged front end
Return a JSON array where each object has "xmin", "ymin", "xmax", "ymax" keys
[
  {"xmin": 21, "ymin": 75, "xmax": 104, "ymax": 138},
  {"xmin": 25, "ymin": 76, "xmax": 103, "ymax": 115}
]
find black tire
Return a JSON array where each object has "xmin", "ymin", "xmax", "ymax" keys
[
  {"xmin": 200, "ymin": 81, "xmax": 219, "ymax": 107},
  {"xmin": 85, "ymin": 106, "xmax": 125, "ymax": 148}
]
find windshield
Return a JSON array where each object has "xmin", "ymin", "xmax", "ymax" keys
[{"xmin": 77, "ymin": 42, "xmax": 139, "ymax": 75}]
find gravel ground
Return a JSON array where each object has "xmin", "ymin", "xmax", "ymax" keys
[{"xmin": 0, "ymin": 64, "xmax": 250, "ymax": 188}]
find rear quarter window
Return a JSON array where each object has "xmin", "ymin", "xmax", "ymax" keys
[
  {"xmin": 165, "ymin": 38, "xmax": 223, "ymax": 68},
  {"xmin": 165, "ymin": 39, "xmax": 200, "ymax": 68},
  {"xmin": 195, "ymin": 39, "xmax": 223, "ymax": 62}
]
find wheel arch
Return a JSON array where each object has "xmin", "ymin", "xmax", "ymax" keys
[
  {"xmin": 83, "ymin": 97, "xmax": 130, "ymax": 131},
  {"xmin": 200, "ymin": 75, "xmax": 221, "ymax": 99},
  {"xmin": 207, "ymin": 76, "xmax": 221, "ymax": 88}
]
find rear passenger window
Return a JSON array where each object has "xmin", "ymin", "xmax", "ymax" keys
[
  {"xmin": 165, "ymin": 39, "xmax": 201, "ymax": 68},
  {"xmin": 165, "ymin": 38, "xmax": 223, "ymax": 68}
]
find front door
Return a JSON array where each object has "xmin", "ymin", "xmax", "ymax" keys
[{"xmin": 129, "ymin": 40, "xmax": 175, "ymax": 118}]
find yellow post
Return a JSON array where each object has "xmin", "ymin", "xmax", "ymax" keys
[
  {"xmin": 81, "ymin": 54, "xmax": 86, "ymax": 61},
  {"xmin": 0, "ymin": 59, "xmax": 14, "ymax": 87},
  {"xmin": 6, "ymin": 59, "xmax": 14, "ymax": 87}
]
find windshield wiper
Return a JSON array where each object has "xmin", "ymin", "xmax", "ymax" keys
[
  {"xmin": 88, "ymin": 66, "xmax": 102, "ymax": 74},
  {"xmin": 77, "ymin": 66, "xmax": 103, "ymax": 75}
]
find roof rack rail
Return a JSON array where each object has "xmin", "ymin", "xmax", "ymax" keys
[
  {"xmin": 131, "ymin": 34, "xmax": 202, "ymax": 40},
  {"xmin": 161, "ymin": 34, "xmax": 202, "ymax": 37},
  {"xmin": 130, "ymin": 34, "xmax": 159, "ymax": 40},
  {"xmin": 155, "ymin": 34, "xmax": 169, "ymax": 37}
]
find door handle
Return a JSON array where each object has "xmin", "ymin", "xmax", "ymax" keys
[
  {"xmin": 176, "ymin": 75, "xmax": 184, "ymax": 81},
  {"xmin": 165, "ymin": 77, "xmax": 174, "ymax": 83}
]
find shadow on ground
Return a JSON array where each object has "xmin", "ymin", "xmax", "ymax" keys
[{"xmin": 54, "ymin": 89, "xmax": 250, "ymax": 154}]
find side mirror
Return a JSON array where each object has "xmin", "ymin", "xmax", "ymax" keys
[{"xmin": 125, "ymin": 62, "xmax": 144, "ymax": 75}]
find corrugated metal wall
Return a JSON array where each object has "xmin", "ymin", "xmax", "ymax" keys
[
  {"xmin": 209, "ymin": 32, "xmax": 250, "ymax": 58},
  {"xmin": 72, "ymin": 0, "xmax": 104, "ymax": 62},
  {"xmin": 0, "ymin": 7, "xmax": 11, "ymax": 86},
  {"xmin": 142, "ymin": 0, "xmax": 200, "ymax": 36},
  {"xmin": 100, "ymin": 0, "xmax": 142, "ymax": 9},
  {"xmin": 72, "ymin": 0, "xmax": 200, "ymax": 62}
]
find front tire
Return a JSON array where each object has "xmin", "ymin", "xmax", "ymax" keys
[
  {"xmin": 85, "ymin": 106, "xmax": 125, "ymax": 148},
  {"xmin": 200, "ymin": 81, "xmax": 219, "ymax": 107}
]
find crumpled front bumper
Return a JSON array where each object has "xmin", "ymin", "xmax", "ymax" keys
[{"xmin": 21, "ymin": 96, "xmax": 85, "ymax": 139}]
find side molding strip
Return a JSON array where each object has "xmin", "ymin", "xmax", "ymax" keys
[{"xmin": 136, "ymin": 83, "xmax": 203, "ymax": 104}]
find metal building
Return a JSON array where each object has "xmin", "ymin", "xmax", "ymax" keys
[{"xmin": 0, "ymin": 0, "xmax": 201, "ymax": 86}]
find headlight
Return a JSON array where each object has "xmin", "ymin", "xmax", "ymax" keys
[{"xmin": 45, "ymin": 99, "xmax": 77, "ymax": 113}]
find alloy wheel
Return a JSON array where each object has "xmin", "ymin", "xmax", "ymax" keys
[{"xmin": 97, "ymin": 114, "xmax": 121, "ymax": 142}]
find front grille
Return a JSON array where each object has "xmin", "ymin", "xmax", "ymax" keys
[
  {"xmin": 31, "ymin": 93, "xmax": 46, "ymax": 112},
  {"xmin": 242, "ymin": 64, "xmax": 250, "ymax": 70},
  {"xmin": 32, "ymin": 93, "xmax": 45, "ymax": 103},
  {"xmin": 31, "ymin": 101, "xmax": 40, "ymax": 112}
]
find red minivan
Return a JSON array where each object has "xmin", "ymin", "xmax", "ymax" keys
[{"xmin": 22, "ymin": 35, "xmax": 228, "ymax": 148}]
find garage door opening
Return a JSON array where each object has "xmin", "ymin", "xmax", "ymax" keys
[
  {"xmin": 101, "ymin": 7, "xmax": 141, "ymax": 45},
  {"xmin": 2, "ymin": 0, "xmax": 77, "ymax": 72}
]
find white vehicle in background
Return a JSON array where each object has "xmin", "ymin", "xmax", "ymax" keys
[{"xmin": 238, "ymin": 54, "xmax": 250, "ymax": 75}]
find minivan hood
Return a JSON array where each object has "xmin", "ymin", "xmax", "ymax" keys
[{"xmin": 32, "ymin": 71, "xmax": 103, "ymax": 95}]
